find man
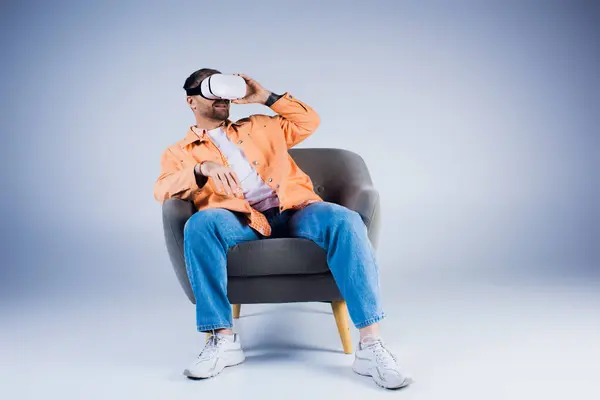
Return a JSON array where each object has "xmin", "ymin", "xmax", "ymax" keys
[{"xmin": 153, "ymin": 68, "xmax": 412, "ymax": 389}]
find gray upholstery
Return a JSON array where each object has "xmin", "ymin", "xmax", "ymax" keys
[
  {"xmin": 227, "ymin": 238, "xmax": 329, "ymax": 277},
  {"xmin": 162, "ymin": 148, "xmax": 381, "ymax": 304}
]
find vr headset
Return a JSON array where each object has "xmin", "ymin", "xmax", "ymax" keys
[{"xmin": 185, "ymin": 74, "xmax": 247, "ymax": 100}]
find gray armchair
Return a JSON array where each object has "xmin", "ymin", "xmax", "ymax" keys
[{"xmin": 162, "ymin": 148, "xmax": 381, "ymax": 353}]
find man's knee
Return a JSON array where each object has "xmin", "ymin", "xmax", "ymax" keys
[
  {"xmin": 311, "ymin": 202, "xmax": 365, "ymax": 229},
  {"xmin": 184, "ymin": 208, "xmax": 232, "ymax": 238}
]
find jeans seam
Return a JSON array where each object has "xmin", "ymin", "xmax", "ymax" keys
[
  {"xmin": 293, "ymin": 230, "xmax": 322, "ymax": 245},
  {"xmin": 354, "ymin": 312, "xmax": 386, "ymax": 329},
  {"xmin": 183, "ymin": 247, "xmax": 199, "ymax": 302},
  {"xmin": 226, "ymin": 236, "xmax": 253, "ymax": 248},
  {"xmin": 197, "ymin": 322, "xmax": 233, "ymax": 332}
]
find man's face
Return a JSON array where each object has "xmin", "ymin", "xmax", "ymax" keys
[
  {"xmin": 191, "ymin": 96, "xmax": 230, "ymax": 121},
  {"xmin": 187, "ymin": 73, "xmax": 230, "ymax": 121}
]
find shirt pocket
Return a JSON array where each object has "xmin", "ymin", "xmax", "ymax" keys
[{"xmin": 189, "ymin": 144, "xmax": 221, "ymax": 165}]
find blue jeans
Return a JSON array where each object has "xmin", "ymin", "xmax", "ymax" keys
[{"xmin": 183, "ymin": 201, "xmax": 385, "ymax": 332}]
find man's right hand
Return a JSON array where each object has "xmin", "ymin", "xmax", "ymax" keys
[{"xmin": 195, "ymin": 161, "xmax": 242, "ymax": 196}]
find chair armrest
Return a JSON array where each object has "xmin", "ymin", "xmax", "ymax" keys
[
  {"xmin": 339, "ymin": 185, "xmax": 381, "ymax": 249},
  {"xmin": 162, "ymin": 198, "xmax": 197, "ymax": 303}
]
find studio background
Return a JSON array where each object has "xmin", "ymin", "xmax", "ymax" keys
[{"xmin": 1, "ymin": 1, "xmax": 598, "ymax": 399}]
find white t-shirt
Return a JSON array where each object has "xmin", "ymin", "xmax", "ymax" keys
[{"xmin": 205, "ymin": 127, "xmax": 280, "ymax": 212}]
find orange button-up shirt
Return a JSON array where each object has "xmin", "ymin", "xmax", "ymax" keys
[{"xmin": 153, "ymin": 93, "xmax": 323, "ymax": 236}]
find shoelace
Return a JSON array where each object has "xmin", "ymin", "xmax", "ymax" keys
[
  {"xmin": 368, "ymin": 340, "xmax": 398, "ymax": 369},
  {"xmin": 197, "ymin": 335, "xmax": 226, "ymax": 361}
]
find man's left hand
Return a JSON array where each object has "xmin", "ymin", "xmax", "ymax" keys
[{"xmin": 232, "ymin": 74, "xmax": 271, "ymax": 105}]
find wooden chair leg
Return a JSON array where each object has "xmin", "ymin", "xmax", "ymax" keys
[
  {"xmin": 331, "ymin": 300, "xmax": 353, "ymax": 354},
  {"xmin": 232, "ymin": 304, "xmax": 241, "ymax": 319}
]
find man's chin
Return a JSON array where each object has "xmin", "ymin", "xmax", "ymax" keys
[{"xmin": 213, "ymin": 110, "xmax": 230, "ymax": 121}]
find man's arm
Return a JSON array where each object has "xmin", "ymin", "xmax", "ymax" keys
[
  {"xmin": 232, "ymin": 74, "xmax": 321, "ymax": 148},
  {"xmin": 153, "ymin": 148, "xmax": 208, "ymax": 204},
  {"xmin": 268, "ymin": 92, "xmax": 320, "ymax": 148}
]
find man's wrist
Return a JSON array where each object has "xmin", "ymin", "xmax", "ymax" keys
[
  {"xmin": 194, "ymin": 162, "xmax": 208, "ymax": 187},
  {"xmin": 264, "ymin": 91, "xmax": 283, "ymax": 107}
]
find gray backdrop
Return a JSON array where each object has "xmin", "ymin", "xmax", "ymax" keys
[{"xmin": 1, "ymin": 1, "xmax": 598, "ymax": 399}]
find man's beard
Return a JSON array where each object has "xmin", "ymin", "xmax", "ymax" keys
[
  {"xmin": 211, "ymin": 101, "xmax": 230, "ymax": 121},
  {"xmin": 212, "ymin": 107, "xmax": 229, "ymax": 121}
]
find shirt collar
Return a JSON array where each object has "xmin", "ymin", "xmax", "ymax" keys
[{"xmin": 181, "ymin": 119, "xmax": 240, "ymax": 146}]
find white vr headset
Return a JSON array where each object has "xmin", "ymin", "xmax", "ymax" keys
[{"xmin": 185, "ymin": 74, "xmax": 247, "ymax": 100}]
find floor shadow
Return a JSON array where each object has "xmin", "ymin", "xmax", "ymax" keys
[
  {"xmin": 285, "ymin": 305, "xmax": 333, "ymax": 315},
  {"xmin": 245, "ymin": 352, "xmax": 296, "ymax": 363},
  {"xmin": 244, "ymin": 342, "xmax": 347, "ymax": 355},
  {"xmin": 309, "ymin": 363, "xmax": 372, "ymax": 387},
  {"xmin": 237, "ymin": 310, "xmax": 278, "ymax": 318}
]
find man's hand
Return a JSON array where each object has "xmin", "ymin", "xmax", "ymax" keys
[
  {"xmin": 232, "ymin": 74, "xmax": 271, "ymax": 105},
  {"xmin": 195, "ymin": 162, "xmax": 243, "ymax": 197}
]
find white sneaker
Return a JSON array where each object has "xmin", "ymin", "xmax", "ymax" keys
[
  {"xmin": 183, "ymin": 333, "xmax": 245, "ymax": 379},
  {"xmin": 352, "ymin": 337, "xmax": 413, "ymax": 389}
]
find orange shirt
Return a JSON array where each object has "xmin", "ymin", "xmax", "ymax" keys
[{"xmin": 153, "ymin": 92, "xmax": 323, "ymax": 236}]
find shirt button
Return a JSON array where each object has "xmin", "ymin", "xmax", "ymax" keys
[
  {"xmin": 238, "ymin": 140, "xmax": 243, "ymax": 144},
  {"xmin": 253, "ymin": 161, "xmax": 259, "ymax": 166},
  {"xmin": 268, "ymin": 178, "xmax": 273, "ymax": 183}
]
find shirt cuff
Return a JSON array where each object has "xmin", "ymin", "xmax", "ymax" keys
[
  {"xmin": 193, "ymin": 163, "xmax": 208, "ymax": 189},
  {"xmin": 186, "ymin": 165, "xmax": 201, "ymax": 192},
  {"xmin": 265, "ymin": 92, "xmax": 284, "ymax": 107}
]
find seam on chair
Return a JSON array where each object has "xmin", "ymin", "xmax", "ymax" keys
[
  {"xmin": 366, "ymin": 189, "xmax": 379, "ymax": 232},
  {"xmin": 166, "ymin": 205, "xmax": 194, "ymax": 300}
]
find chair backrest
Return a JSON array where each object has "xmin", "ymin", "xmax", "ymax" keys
[{"xmin": 288, "ymin": 148, "xmax": 373, "ymax": 204}]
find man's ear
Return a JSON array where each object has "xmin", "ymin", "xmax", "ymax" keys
[{"xmin": 186, "ymin": 96, "xmax": 194, "ymax": 107}]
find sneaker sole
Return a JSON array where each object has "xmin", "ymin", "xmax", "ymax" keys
[
  {"xmin": 184, "ymin": 350, "xmax": 245, "ymax": 379},
  {"xmin": 352, "ymin": 357, "xmax": 414, "ymax": 390}
]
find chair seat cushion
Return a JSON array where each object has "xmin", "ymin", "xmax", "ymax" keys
[{"xmin": 226, "ymin": 238, "xmax": 330, "ymax": 277}]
